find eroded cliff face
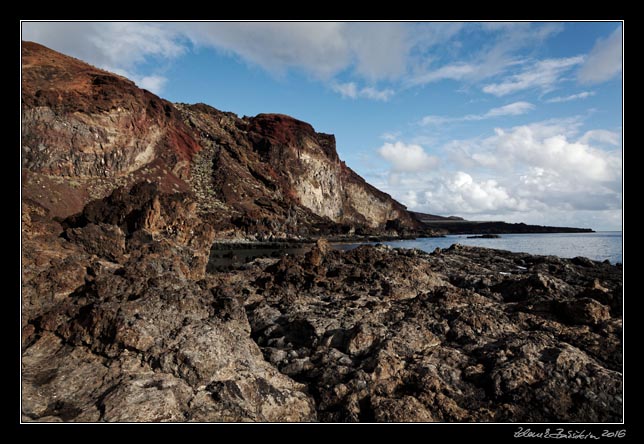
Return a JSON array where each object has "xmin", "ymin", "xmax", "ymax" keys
[
  {"xmin": 179, "ymin": 104, "xmax": 417, "ymax": 233},
  {"xmin": 21, "ymin": 41, "xmax": 417, "ymax": 236},
  {"xmin": 21, "ymin": 42, "xmax": 201, "ymax": 217}
]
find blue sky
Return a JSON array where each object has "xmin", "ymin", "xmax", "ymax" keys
[{"xmin": 22, "ymin": 22, "xmax": 623, "ymax": 230}]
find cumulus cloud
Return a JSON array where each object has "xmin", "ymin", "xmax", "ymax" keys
[
  {"xmin": 377, "ymin": 142, "xmax": 439, "ymax": 172},
  {"xmin": 382, "ymin": 171, "xmax": 529, "ymax": 217},
  {"xmin": 482, "ymin": 56, "xmax": 584, "ymax": 96},
  {"xmin": 332, "ymin": 82, "xmax": 394, "ymax": 101},
  {"xmin": 546, "ymin": 91, "xmax": 595, "ymax": 103},
  {"xmin": 490, "ymin": 125, "xmax": 620, "ymax": 183},
  {"xmin": 578, "ymin": 27, "xmax": 622, "ymax": 84},
  {"xmin": 431, "ymin": 172, "xmax": 526, "ymax": 214},
  {"xmin": 421, "ymin": 101, "xmax": 534, "ymax": 126},
  {"xmin": 450, "ymin": 122, "xmax": 621, "ymax": 184},
  {"xmin": 374, "ymin": 120, "xmax": 621, "ymax": 230}
]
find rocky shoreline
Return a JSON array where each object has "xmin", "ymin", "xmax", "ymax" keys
[
  {"xmin": 208, "ymin": 232, "xmax": 434, "ymax": 251},
  {"xmin": 22, "ymin": 185, "xmax": 623, "ymax": 422}
]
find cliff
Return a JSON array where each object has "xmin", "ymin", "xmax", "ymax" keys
[
  {"xmin": 21, "ymin": 42, "xmax": 201, "ymax": 217},
  {"xmin": 21, "ymin": 41, "xmax": 417, "ymax": 238}
]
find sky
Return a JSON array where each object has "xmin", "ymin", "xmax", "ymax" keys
[{"xmin": 22, "ymin": 22, "xmax": 623, "ymax": 230}]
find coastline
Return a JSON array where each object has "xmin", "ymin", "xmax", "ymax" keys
[
  {"xmin": 22, "ymin": 208, "xmax": 623, "ymax": 421},
  {"xmin": 207, "ymin": 231, "xmax": 622, "ymax": 269},
  {"xmin": 21, "ymin": 183, "xmax": 623, "ymax": 422}
]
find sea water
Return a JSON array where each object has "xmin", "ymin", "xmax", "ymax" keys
[
  {"xmin": 208, "ymin": 232, "xmax": 623, "ymax": 272},
  {"xmin": 339, "ymin": 231, "xmax": 623, "ymax": 264}
]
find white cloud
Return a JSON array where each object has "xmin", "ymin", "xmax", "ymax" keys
[
  {"xmin": 406, "ymin": 23, "xmax": 563, "ymax": 88},
  {"xmin": 421, "ymin": 101, "xmax": 534, "ymax": 126},
  {"xmin": 485, "ymin": 101, "xmax": 535, "ymax": 117},
  {"xmin": 377, "ymin": 142, "xmax": 438, "ymax": 172},
  {"xmin": 22, "ymin": 22, "xmax": 411, "ymax": 94},
  {"xmin": 374, "ymin": 120, "xmax": 622, "ymax": 230},
  {"xmin": 482, "ymin": 56, "xmax": 584, "ymax": 96},
  {"xmin": 546, "ymin": 91, "xmax": 595, "ymax": 103},
  {"xmin": 579, "ymin": 129, "xmax": 621, "ymax": 147},
  {"xmin": 420, "ymin": 115, "xmax": 450, "ymax": 126},
  {"xmin": 479, "ymin": 22, "xmax": 564, "ymax": 40},
  {"xmin": 435, "ymin": 172, "xmax": 525, "ymax": 213},
  {"xmin": 332, "ymin": 82, "xmax": 394, "ymax": 101},
  {"xmin": 105, "ymin": 67, "xmax": 168, "ymax": 95},
  {"xmin": 178, "ymin": 22, "xmax": 411, "ymax": 82},
  {"xmin": 578, "ymin": 27, "xmax": 622, "ymax": 84},
  {"xmin": 407, "ymin": 63, "xmax": 476, "ymax": 86},
  {"xmin": 342, "ymin": 22, "xmax": 409, "ymax": 81},
  {"xmin": 449, "ymin": 121, "xmax": 621, "ymax": 185},
  {"xmin": 23, "ymin": 22, "xmax": 185, "ymax": 70},
  {"xmin": 136, "ymin": 75, "xmax": 168, "ymax": 94},
  {"xmin": 181, "ymin": 22, "xmax": 351, "ymax": 79},
  {"xmin": 489, "ymin": 124, "xmax": 620, "ymax": 182},
  {"xmin": 381, "ymin": 131, "xmax": 401, "ymax": 141},
  {"xmin": 332, "ymin": 82, "xmax": 358, "ymax": 98},
  {"xmin": 408, "ymin": 22, "xmax": 466, "ymax": 48},
  {"xmin": 378, "ymin": 171, "xmax": 529, "ymax": 216},
  {"xmin": 359, "ymin": 86, "xmax": 395, "ymax": 101}
]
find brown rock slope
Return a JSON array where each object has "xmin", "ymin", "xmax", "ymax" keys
[
  {"xmin": 22, "ymin": 185, "xmax": 316, "ymax": 422},
  {"xmin": 21, "ymin": 41, "xmax": 201, "ymax": 218},
  {"xmin": 22, "ymin": 41, "xmax": 417, "ymax": 237},
  {"xmin": 179, "ymin": 104, "xmax": 417, "ymax": 238},
  {"xmin": 22, "ymin": 186, "xmax": 622, "ymax": 421},
  {"xmin": 247, "ymin": 243, "xmax": 622, "ymax": 422}
]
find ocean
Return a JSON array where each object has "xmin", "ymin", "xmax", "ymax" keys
[{"xmin": 338, "ymin": 231, "xmax": 623, "ymax": 264}]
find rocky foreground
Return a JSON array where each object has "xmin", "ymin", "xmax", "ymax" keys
[{"xmin": 22, "ymin": 185, "xmax": 622, "ymax": 422}]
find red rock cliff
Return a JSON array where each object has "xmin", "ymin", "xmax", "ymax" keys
[{"xmin": 22, "ymin": 41, "xmax": 418, "ymax": 237}]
